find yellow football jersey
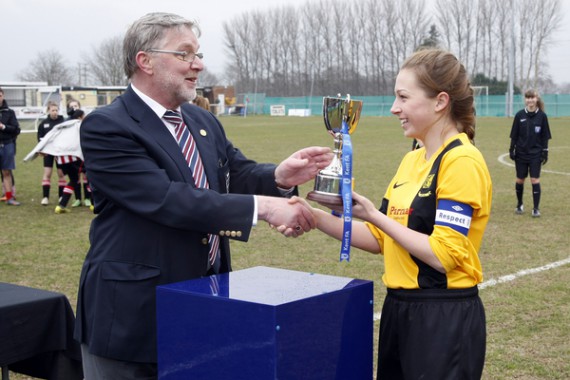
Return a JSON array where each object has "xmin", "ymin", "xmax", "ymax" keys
[{"xmin": 366, "ymin": 133, "xmax": 492, "ymax": 289}]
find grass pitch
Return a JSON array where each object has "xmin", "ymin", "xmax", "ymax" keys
[{"xmin": 2, "ymin": 115, "xmax": 569, "ymax": 379}]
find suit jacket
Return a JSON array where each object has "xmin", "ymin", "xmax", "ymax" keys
[{"xmin": 74, "ymin": 86, "xmax": 289, "ymax": 363}]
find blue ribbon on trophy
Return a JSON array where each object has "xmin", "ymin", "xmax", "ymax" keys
[
  {"xmin": 307, "ymin": 95, "xmax": 363, "ymax": 262},
  {"xmin": 339, "ymin": 119, "xmax": 353, "ymax": 261}
]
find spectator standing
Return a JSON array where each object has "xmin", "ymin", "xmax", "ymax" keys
[
  {"xmin": 37, "ymin": 102, "xmax": 67, "ymax": 205},
  {"xmin": 192, "ymin": 95, "xmax": 210, "ymax": 111},
  {"xmin": 509, "ymin": 89, "xmax": 552, "ymax": 217},
  {"xmin": 66, "ymin": 99, "xmax": 81, "ymax": 118},
  {"xmin": 0, "ymin": 87, "xmax": 21, "ymax": 206},
  {"xmin": 66, "ymin": 99, "xmax": 92, "ymax": 207},
  {"xmin": 55, "ymin": 110, "xmax": 85, "ymax": 214}
]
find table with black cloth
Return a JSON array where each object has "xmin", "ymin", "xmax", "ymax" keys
[{"xmin": 0, "ymin": 282, "xmax": 83, "ymax": 380}]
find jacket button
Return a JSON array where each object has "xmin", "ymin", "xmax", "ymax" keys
[
  {"xmin": 201, "ymin": 238, "xmax": 208, "ymax": 245},
  {"xmin": 230, "ymin": 231, "xmax": 237, "ymax": 237},
  {"xmin": 236, "ymin": 231, "xmax": 242, "ymax": 237},
  {"xmin": 219, "ymin": 230, "xmax": 224, "ymax": 236}
]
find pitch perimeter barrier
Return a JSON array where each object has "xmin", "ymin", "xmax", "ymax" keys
[
  {"xmin": 239, "ymin": 93, "xmax": 570, "ymax": 118},
  {"xmin": 16, "ymin": 93, "xmax": 570, "ymax": 132}
]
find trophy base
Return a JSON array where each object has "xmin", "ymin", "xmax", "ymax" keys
[{"xmin": 306, "ymin": 191, "xmax": 343, "ymax": 209}]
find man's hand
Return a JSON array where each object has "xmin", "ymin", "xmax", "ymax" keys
[
  {"xmin": 274, "ymin": 147, "xmax": 333, "ymax": 188},
  {"xmin": 257, "ymin": 196, "xmax": 316, "ymax": 237},
  {"xmin": 509, "ymin": 148, "xmax": 516, "ymax": 161},
  {"xmin": 542, "ymin": 149, "xmax": 548, "ymax": 165}
]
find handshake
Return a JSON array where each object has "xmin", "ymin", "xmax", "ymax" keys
[
  {"xmin": 256, "ymin": 145, "xmax": 334, "ymax": 237},
  {"xmin": 257, "ymin": 196, "xmax": 316, "ymax": 238}
]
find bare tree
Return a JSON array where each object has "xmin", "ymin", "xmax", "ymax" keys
[
  {"xmin": 299, "ymin": 1, "xmax": 325, "ymax": 95},
  {"xmin": 331, "ymin": 0, "xmax": 350, "ymax": 89},
  {"xmin": 517, "ymin": 0, "xmax": 562, "ymax": 90},
  {"xmin": 221, "ymin": 0, "xmax": 561, "ymax": 96},
  {"xmin": 476, "ymin": 0, "xmax": 497, "ymax": 78},
  {"xmin": 374, "ymin": 0, "xmax": 428, "ymax": 91},
  {"xmin": 17, "ymin": 50, "xmax": 73, "ymax": 85},
  {"xmin": 382, "ymin": 0, "xmax": 402, "ymax": 79},
  {"xmin": 491, "ymin": 0, "xmax": 511, "ymax": 80},
  {"xmin": 250, "ymin": 10, "xmax": 271, "ymax": 93},
  {"xmin": 350, "ymin": 1, "xmax": 369, "ymax": 94},
  {"xmin": 317, "ymin": 0, "xmax": 335, "ymax": 95},
  {"xmin": 198, "ymin": 67, "xmax": 220, "ymax": 87},
  {"xmin": 83, "ymin": 36, "xmax": 127, "ymax": 86},
  {"xmin": 274, "ymin": 6, "xmax": 299, "ymax": 95},
  {"xmin": 364, "ymin": 0, "xmax": 389, "ymax": 94},
  {"xmin": 223, "ymin": 12, "xmax": 253, "ymax": 90},
  {"xmin": 516, "ymin": 0, "xmax": 534, "ymax": 85},
  {"xmin": 406, "ymin": 0, "xmax": 431, "ymax": 52},
  {"xmin": 435, "ymin": 0, "xmax": 476, "ymax": 68}
]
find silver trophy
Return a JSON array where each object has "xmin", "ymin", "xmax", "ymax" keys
[{"xmin": 307, "ymin": 95, "xmax": 362, "ymax": 207}]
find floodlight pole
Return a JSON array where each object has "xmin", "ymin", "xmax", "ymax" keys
[{"xmin": 507, "ymin": 0, "xmax": 515, "ymax": 117}]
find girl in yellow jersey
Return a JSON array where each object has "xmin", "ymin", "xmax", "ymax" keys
[{"xmin": 292, "ymin": 49, "xmax": 492, "ymax": 379}]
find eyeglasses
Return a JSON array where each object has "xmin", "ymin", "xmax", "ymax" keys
[{"xmin": 147, "ymin": 49, "xmax": 204, "ymax": 64}]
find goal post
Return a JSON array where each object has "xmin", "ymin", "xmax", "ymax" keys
[
  {"xmin": 0, "ymin": 83, "xmax": 63, "ymax": 133},
  {"xmin": 472, "ymin": 86, "xmax": 489, "ymax": 116},
  {"xmin": 472, "ymin": 86, "xmax": 489, "ymax": 97}
]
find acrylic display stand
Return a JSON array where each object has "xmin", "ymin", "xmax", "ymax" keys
[{"xmin": 156, "ymin": 266, "xmax": 373, "ymax": 379}]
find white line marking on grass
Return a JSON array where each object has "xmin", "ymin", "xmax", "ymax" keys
[
  {"xmin": 372, "ymin": 257, "xmax": 570, "ymax": 321},
  {"xmin": 479, "ymin": 257, "xmax": 570, "ymax": 289},
  {"xmin": 498, "ymin": 148, "xmax": 570, "ymax": 176}
]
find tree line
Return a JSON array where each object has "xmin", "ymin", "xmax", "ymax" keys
[
  {"xmin": 223, "ymin": 0, "xmax": 563, "ymax": 96},
  {"xmin": 18, "ymin": 0, "xmax": 563, "ymax": 96},
  {"xmin": 17, "ymin": 37, "xmax": 219, "ymax": 89}
]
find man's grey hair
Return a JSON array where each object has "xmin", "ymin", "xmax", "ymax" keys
[{"xmin": 123, "ymin": 12, "xmax": 201, "ymax": 79}]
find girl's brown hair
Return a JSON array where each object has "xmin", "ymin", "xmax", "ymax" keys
[
  {"xmin": 524, "ymin": 89, "xmax": 545, "ymax": 111},
  {"xmin": 401, "ymin": 49, "xmax": 476, "ymax": 141}
]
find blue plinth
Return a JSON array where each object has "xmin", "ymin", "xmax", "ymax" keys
[{"xmin": 156, "ymin": 266, "xmax": 373, "ymax": 380}]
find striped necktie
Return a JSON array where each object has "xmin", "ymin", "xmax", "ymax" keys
[{"xmin": 163, "ymin": 110, "xmax": 220, "ymax": 271}]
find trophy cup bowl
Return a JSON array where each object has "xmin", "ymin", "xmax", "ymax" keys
[{"xmin": 307, "ymin": 95, "xmax": 362, "ymax": 208}]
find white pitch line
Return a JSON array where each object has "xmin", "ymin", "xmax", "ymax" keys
[
  {"xmin": 479, "ymin": 257, "xmax": 570, "ymax": 289},
  {"xmin": 498, "ymin": 150, "xmax": 570, "ymax": 176},
  {"xmin": 372, "ymin": 257, "xmax": 570, "ymax": 321}
]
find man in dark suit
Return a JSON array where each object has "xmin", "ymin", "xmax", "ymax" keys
[{"xmin": 75, "ymin": 12, "xmax": 332, "ymax": 379}]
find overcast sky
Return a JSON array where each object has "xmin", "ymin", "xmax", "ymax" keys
[{"xmin": 2, "ymin": 0, "xmax": 569, "ymax": 86}]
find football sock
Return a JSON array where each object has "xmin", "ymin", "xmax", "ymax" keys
[
  {"xmin": 58, "ymin": 179, "xmax": 67, "ymax": 197},
  {"xmin": 60, "ymin": 186, "xmax": 74, "ymax": 207},
  {"xmin": 42, "ymin": 180, "xmax": 51, "ymax": 198},
  {"xmin": 532, "ymin": 183, "xmax": 541, "ymax": 210},
  {"xmin": 515, "ymin": 183, "xmax": 524, "ymax": 206}
]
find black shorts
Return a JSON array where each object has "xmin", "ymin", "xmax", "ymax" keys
[
  {"xmin": 43, "ymin": 154, "xmax": 63, "ymax": 169},
  {"xmin": 377, "ymin": 287, "xmax": 486, "ymax": 380},
  {"xmin": 61, "ymin": 160, "xmax": 82, "ymax": 177},
  {"xmin": 515, "ymin": 159, "xmax": 541, "ymax": 179}
]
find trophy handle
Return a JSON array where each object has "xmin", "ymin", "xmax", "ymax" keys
[
  {"xmin": 323, "ymin": 96, "xmax": 363, "ymax": 136},
  {"xmin": 345, "ymin": 100, "xmax": 362, "ymax": 134}
]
